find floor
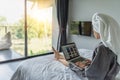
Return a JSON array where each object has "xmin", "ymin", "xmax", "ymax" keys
[
  {"xmin": 0, "ymin": 49, "xmax": 22, "ymax": 80},
  {"xmin": 0, "ymin": 49, "xmax": 22, "ymax": 62},
  {"xmin": 0, "ymin": 61, "xmax": 21, "ymax": 80}
]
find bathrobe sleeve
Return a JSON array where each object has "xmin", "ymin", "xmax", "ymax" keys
[
  {"xmin": 86, "ymin": 43, "xmax": 120, "ymax": 80},
  {"xmin": 68, "ymin": 62, "xmax": 86, "ymax": 77}
]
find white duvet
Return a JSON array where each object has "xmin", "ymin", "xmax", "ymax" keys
[{"xmin": 11, "ymin": 49, "xmax": 93, "ymax": 80}]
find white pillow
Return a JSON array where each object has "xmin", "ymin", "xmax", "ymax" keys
[{"xmin": 0, "ymin": 32, "xmax": 12, "ymax": 50}]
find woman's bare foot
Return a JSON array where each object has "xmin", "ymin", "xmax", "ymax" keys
[
  {"xmin": 52, "ymin": 47, "xmax": 64, "ymax": 60},
  {"xmin": 52, "ymin": 47, "xmax": 68, "ymax": 66},
  {"xmin": 54, "ymin": 50, "xmax": 60, "ymax": 60}
]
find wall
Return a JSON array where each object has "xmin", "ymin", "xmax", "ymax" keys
[
  {"xmin": 68, "ymin": 0, "xmax": 120, "ymax": 50},
  {"xmin": 69, "ymin": 0, "xmax": 120, "ymax": 22}
]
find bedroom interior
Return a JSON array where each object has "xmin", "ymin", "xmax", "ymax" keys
[{"xmin": 0, "ymin": 0, "xmax": 120, "ymax": 80}]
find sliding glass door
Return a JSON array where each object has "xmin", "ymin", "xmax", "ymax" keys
[
  {"xmin": 0, "ymin": 0, "xmax": 53, "ymax": 62},
  {"xmin": 27, "ymin": 1, "xmax": 52, "ymax": 56},
  {"xmin": 0, "ymin": 0, "xmax": 25, "ymax": 61}
]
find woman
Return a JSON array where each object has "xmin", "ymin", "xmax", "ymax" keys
[{"xmin": 53, "ymin": 13, "xmax": 120, "ymax": 80}]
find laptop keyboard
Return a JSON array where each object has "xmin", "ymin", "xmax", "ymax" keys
[{"xmin": 72, "ymin": 57, "xmax": 86, "ymax": 63}]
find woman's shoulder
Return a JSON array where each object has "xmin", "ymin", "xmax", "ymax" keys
[
  {"xmin": 94, "ymin": 42, "xmax": 109, "ymax": 53},
  {"xmin": 96, "ymin": 42, "xmax": 106, "ymax": 49},
  {"xmin": 95, "ymin": 42, "xmax": 116, "ymax": 56}
]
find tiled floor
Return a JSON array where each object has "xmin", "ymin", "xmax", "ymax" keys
[
  {"xmin": 0, "ymin": 49, "xmax": 22, "ymax": 80},
  {"xmin": 0, "ymin": 49, "xmax": 22, "ymax": 62},
  {"xmin": 0, "ymin": 61, "xmax": 21, "ymax": 80}
]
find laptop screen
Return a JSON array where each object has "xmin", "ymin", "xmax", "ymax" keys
[{"xmin": 62, "ymin": 43, "xmax": 80, "ymax": 60}]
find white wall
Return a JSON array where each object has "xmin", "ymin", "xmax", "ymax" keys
[
  {"xmin": 69, "ymin": 0, "xmax": 120, "ymax": 23},
  {"xmin": 68, "ymin": 0, "xmax": 120, "ymax": 50}
]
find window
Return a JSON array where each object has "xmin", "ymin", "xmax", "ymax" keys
[
  {"xmin": 0, "ymin": 0, "xmax": 25, "ymax": 62},
  {"xmin": 0, "ymin": 0, "xmax": 53, "ymax": 62},
  {"xmin": 27, "ymin": 1, "xmax": 52, "ymax": 56}
]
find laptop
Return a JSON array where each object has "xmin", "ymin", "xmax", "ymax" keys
[{"xmin": 61, "ymin": 43, "xmax": 87, "ymax": 63}]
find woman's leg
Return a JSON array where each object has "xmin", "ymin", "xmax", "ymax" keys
[
  {"xmin": 54, "ymin": 50, "xmax": 65, "ymax": 60},
  {"xmin": 52, "ymin": 47, "xmax": 69, "ymax": 66}
]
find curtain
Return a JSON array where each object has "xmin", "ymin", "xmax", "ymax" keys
[{"xmin": 56, "ymin": 0, "xmax": 69, "ymax": 51}]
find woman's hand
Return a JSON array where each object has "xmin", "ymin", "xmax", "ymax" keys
[
  {"xmin": 75, "ymin": 61, "xmax": 86, "ymax": 69},
  {"xmin": 85, "ymin": 59, "xmax": 91, "ymax": 65},
  {"xmin": 75, "ymin": 59, "xmax": 91, "ymax": 69}
]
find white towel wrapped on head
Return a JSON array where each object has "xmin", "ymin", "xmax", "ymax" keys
[{"xmin": 92, "ymin": 13, "xmax": 120, "ymax": 64}]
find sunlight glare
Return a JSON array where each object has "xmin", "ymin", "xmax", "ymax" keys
[{"xmin": 28, "ymin": 3, "xmax": 52, "ymax": 22}]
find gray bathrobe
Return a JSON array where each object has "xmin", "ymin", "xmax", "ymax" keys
[{"xmin": 69, "ymin": 43, "xmax": 120, "ymax": 80}]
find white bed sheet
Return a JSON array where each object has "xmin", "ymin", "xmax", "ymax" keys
[{"xmin": 11, "ymin": 49, "xmax": 93, "ymax": 80}]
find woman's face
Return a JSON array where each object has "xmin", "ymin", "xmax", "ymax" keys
[{"xmin": 93, "ymin": 30, "xmax": 100, "ymax": 39}]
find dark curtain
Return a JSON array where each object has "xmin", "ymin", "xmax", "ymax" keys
[{"xmin": 56, "ymin": 0, "xmax": 69, "ymax": 51}]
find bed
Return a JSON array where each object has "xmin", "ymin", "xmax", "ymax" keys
[{"xmin": 10, "ymin": 49, "xmax": 94, "ymax": 80}]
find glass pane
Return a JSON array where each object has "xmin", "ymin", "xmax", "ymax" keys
[
  {"xmin": 27, "ymin": 1, "xmax": 52, "ymax": 56},
  {"xmin": 0, "ymin": 0, "xmax": 25, "ymax": 61}
]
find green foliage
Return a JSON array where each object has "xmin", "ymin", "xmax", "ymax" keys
[
  {"xmin": 70, "ymin": 21, "xmax": 79, "ymax": 34},
  {"xmin": 26, "ymin": 15, "xmax": 52, "ymax": 39},
  {"xmin": 16, "ymin": 28, "xmax": 24, "ymax": 38},
  {"xmin": 0, "ymin": 16, "xmax": 7, "ymax": 25},
  {"xmin": 0, "ymin": 15, "xmax": 52, "ymax": 40},
  {"xmin": 29, "ymin": 49, "xmax": 48, "ymax": 56},
  {"xmin": 26, "ymin": 15, "xmax": 44, "ymax": 39},
  {"xmin": 0, "ymin": 15, "xmax": 52, "ymax": 56}
]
